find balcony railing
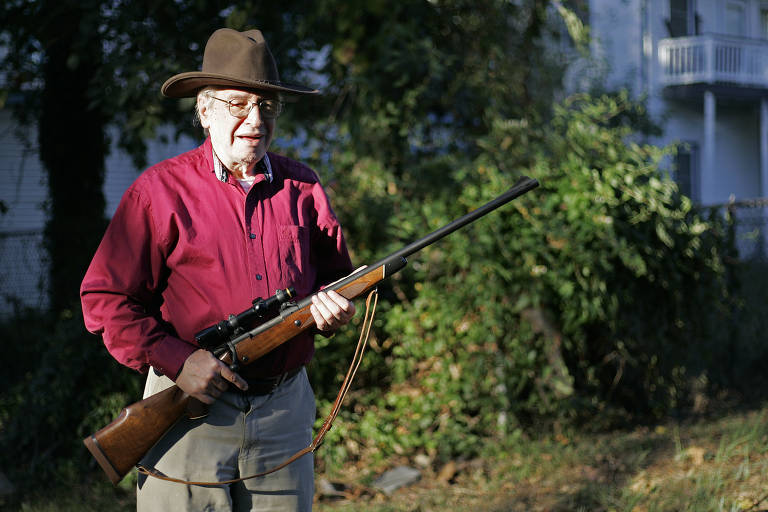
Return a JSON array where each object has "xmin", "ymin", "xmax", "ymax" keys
[{"xmin": 658, "ymin": 34, "xmax": 768, "ymax": 89}]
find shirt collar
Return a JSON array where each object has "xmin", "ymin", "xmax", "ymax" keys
[{"xmin": 212, "ymin": 150, "xmax": 273, "ymax": 184}]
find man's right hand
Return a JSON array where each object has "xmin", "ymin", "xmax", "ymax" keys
[{"xmin": 175, "ymin": 349, "xmax": 249, "ymax": 404}]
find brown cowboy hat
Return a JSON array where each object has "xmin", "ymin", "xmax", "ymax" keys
[{"xmin": 161, "ymin": 28, "xmax": 319, "ymax": 98}]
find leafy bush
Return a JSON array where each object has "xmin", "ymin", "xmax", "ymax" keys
[
  {"xmin": 722, "ymin": 258, "xmax": 768, "ymax": 395},
  {"xmin": 312, "ymin": 92, "xmax": 734, "ymax": 471},
  {"xmin": 0, "ymin": 306, "xmax": 143, "ymax": 492}
]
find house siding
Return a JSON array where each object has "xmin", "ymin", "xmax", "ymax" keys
[{"xmin": 586, "ymin": 0, "xmax": 768, "ymax": 205}]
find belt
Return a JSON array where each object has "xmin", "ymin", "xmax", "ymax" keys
[{"xmin": 240, "ymin": 366, "xmax": 302, "ymax": 396}]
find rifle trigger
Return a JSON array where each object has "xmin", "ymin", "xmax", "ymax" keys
[{"xmin": 226, "ymin": 341, "xmax": 240, "ymax": 371}]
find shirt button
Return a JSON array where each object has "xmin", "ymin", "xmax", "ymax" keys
[
  {"xmin": 256, "ymin": 274, "xmax": 263, "ymax": 281},
  {"xmin": 249, "ymin": 233, "xmax": 257, "ymax": 239}
]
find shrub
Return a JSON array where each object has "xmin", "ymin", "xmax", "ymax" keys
[
  {"xmin": 312, "ymin": 92, "xmax": 734, "ymax": 470},
  {"xmin": 0, "ymin": 306, "xmax": 143, "ymax": 491}
]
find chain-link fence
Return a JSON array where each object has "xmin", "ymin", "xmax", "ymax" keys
[
  {"xmin": 716, "ymin": 198, "xmax": 768, "ymax": 263},
  {"xmin": 0, "ymin": 230, "xmax": 49, "ymax": 316},
  {"xmin": 708, "ymin": 199, "xmax": 768, "ymax": 393}
]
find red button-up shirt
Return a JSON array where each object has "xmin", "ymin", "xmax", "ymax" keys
[{"xmin": 81, "ymin": 138, "xmax": 352, "ymax": 379}]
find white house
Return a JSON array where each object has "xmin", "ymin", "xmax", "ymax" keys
[
  {"xmin": 581, "ymin": 0, "xmax": 768, "ymax": 259},
  {"xmin": 586, "ymin": 0, "xmax": 768, "ymax": 205}
]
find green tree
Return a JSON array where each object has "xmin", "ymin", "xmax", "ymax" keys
[{"xmin": 2, "ymin": 0, "xmax": 109, "ymax": 312}]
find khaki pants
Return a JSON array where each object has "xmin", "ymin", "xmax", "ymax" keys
[{"xmin": 136, "ymin": 367, "xmax": 316, "ymax": 511}]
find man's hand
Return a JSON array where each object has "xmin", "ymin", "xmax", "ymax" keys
[
  {"xmin": 175, "ymin": 349, "xmax": 249, "ymax": 404},
  {"xmin": 310, "ymin": 290, "xmax": 356, "ymax": 332}
]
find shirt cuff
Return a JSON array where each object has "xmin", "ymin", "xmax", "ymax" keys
[{"xmin": 148, "ymin": 336, "xmax": 199, "ymax": 380}]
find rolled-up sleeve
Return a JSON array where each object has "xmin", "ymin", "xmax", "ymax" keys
[{"xmin": 80, "ymin": 187, "xmax": 197, "ymax": 378}]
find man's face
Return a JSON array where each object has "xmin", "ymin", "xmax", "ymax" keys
[{"xmin": 198, "ymin": 88, "xmax": 276, "ymax": 175}]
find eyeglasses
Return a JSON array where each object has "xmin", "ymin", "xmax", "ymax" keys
[{"xmin": 209, "ymin": 95, "xmax": 284, "ymax": 119}]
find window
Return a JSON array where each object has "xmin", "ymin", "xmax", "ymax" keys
[
  {"xmin": 761, "ymin": 7, "xmax": 768, "ymax": 38},
  {"xmin": 725, "ymin": 1, "xmax": 746, "ymax": 36},
  {"xmin": 669, "ymin": 0, "xmax": 696, "ymax": 37},
  {"xmin": 675, "ymin": 142, "xmax": 699, "ymax": 202}
]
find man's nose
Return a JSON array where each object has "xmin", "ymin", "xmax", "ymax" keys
[{"xmin": 243, "ymin": 104, "xmax": 263, "ymax": 124}]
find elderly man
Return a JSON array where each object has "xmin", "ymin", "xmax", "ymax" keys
[{"xmin": 81, "ymin": 28, "xmax": 355, "ymax": 511}]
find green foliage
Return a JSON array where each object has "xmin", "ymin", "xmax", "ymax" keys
[
  {"xmin": 313, "ymin": 92, "xmax": 734, "ymax": 472},
  {"xmin": 723, "ymin": 259, "xmax": 768, "ymax": 394},
  {"xmin": 295, "ymin": 0, "xmax": 565, "ymax": 175},
  {"xmin": 0, "ymin": 307, "xmax": 143, "ymax": 496}
]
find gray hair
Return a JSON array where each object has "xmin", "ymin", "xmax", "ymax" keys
[{"xmin": 194, "ymin": 86, "xmax": 220, "ymax": 127}]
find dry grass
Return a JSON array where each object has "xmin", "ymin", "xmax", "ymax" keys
[
  {"xmin": 6, "ymin": 404, "xmax": 767, "ymax": 512},
  {"xmin": 315, "ymin": 405, "xmax": 768, "ymax": 512}
]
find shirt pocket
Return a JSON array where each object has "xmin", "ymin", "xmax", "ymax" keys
[{"xmin": 277, "ymin": 225, "xmax": 311, "ymax": 293}]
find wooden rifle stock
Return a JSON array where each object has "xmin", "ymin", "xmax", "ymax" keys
[
  {"xmin": 83, "ymin": 385, "xmax": 193, "ymax": 484},
  {"xmin": 84, "ymin": 176, "xmax": 539, "ymax": 484}
]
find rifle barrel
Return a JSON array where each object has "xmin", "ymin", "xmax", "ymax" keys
[
  {"xmin": 310, "ymin": 175, "xmax": 539, "ymax": 303},
  {"xmin": 387, "ymin": 175, "xmax": 539, "ymax": 261}
]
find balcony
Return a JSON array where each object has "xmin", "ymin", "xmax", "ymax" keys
[{"xmin": 658, "ymin": 34, "xmax": 768, "ymax": 90}]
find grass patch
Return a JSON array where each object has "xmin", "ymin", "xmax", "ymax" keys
[
  {"xmin": 5, "ymin": 404, "xmax": 766, "ymax": 511},
  {"xmin": 315, "ymin": 405, "xmax": 768, "ymax": 511}
]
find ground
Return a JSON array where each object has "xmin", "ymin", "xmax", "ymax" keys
[{"xmin": 5, "ymin": 403, "xmax": 767, "ymax": 512}]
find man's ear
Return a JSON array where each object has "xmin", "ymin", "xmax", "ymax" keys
[{"xmin": 197, "ymin": 96, "xmax": 211, "ymax": 129}]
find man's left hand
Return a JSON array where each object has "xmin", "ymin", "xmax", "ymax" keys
[{"xmin": 310, "ymin": 290, "xmax": 356, "ymax": 332}]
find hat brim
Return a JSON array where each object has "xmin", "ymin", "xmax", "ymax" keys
[{"xmin": 161, "ymin": 71, "xmax": 320, "ymax": 99}]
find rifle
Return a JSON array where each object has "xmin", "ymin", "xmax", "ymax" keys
[{"xmin": 83, "ymin": 176, "xmax": 539, "ymax": 484}]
